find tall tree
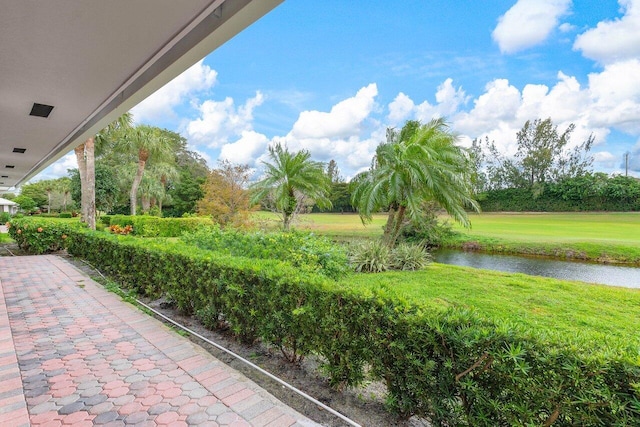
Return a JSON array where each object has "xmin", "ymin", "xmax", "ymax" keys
[
  {"xmin": 197, "ymin": 160, "xmax": 253, "ymax": 227},
  {"xmin": 476, "ymin": 118, "xmax": 594, "ymax": 190},
  {"xmin": 70, "ymin": 165, "xmax": 118, "ymax": 216},
  {"xmin": 250, "ymin": 143, "xmax": 331, "ymax": 231},
  {"xmin": 117, "ymin": 125, "xmax": 177, "ymax": 215},
  {"xmin": 352, "ymin": 119, "xmax": 479, "ymax": 247},
  {"xmin": 75, "ymin": 112, "xmax": 132, "ymax": 229}
]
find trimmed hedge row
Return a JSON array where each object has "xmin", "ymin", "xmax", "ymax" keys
[
  {"xmin": 105, "ymin": 215, "xmax": 214, "ymax": 237},
  {"xmin": 7, "ymin": 217, "xmax": 81, "ymax": 254},
  {"xmin": 8, "ymin": 217, "xmax": 640, "ymax": 425}
]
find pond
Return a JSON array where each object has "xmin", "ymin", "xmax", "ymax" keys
[{"xmin": 432, "ymin": 249, "xmax": 640, "ymax": 289}]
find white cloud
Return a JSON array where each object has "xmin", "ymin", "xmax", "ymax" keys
[
  {"xmin": 388, "ymin": 92, "xmax": 415, "ymax": 125},
  {"xmin": 593, "ymin": 151, "xmax": 617, "ymax": 168},
  {"xmin": 388, "ymin": 79, "xmax": 468, "ymax": 126},
  {"xmin": 492, "ymin": 0, "xmax": 572, "ymax": 54},
  {"xmin": 558, "ymin": 22, "xmax": 576, "ymax": 32},
  {"xmin": 219, "ymin": 131, "xmax": 270, "ymax": 166},
  {"xmin": 290, "ymin": 83, "xmax": 378, "ymax": 139},
  {"xmin": 131, "ymin": 60, "xmax": 217, "ymax": 123},
  {"xmin": 574, "ymin": 0, "xmax": 640, "ymax": 64},
  {"xmin": 587, "ymin": 59, "xmax": 640, "ymax": 134},
  {"xmin": 186, "ymin": 91, "xmax": 264, "ymax": 147}
]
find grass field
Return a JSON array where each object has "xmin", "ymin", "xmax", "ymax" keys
[
  {"xmin": 454, "ymin": 212, "xmax": 640, "ymax": 244},
  {"xmin": 254, "ymin": 211, "xmax": 640, "ymax": 243},
  {"xmin": 343, "ymin": 263, "xmax": 640, "ymax": 346},
  {"xmin": 253, "ymin": 211, "xmax": 640, "ymax": 264}
]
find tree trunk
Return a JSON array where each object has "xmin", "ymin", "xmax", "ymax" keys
[
  {"xmin": 74, "ymin": 144, "xmax": 87, "ymax": 222},
  {"xmin": 283, "ymin": 212, "xmax": 291, "ymax": 231},
  {"xmin": 47, "ymin": 191, "xmax": 51, "ymax": 214},
  {"xmin": 85, "ymin": 137, "xmax": 96, "ymax": 230},
  {"xmin": 141, "ymin": 196, "xmax": 150, "ymax": 213},
  {"xmin": 388, "ymin": 205, "xmax": 407, "ymax": 248},
  {"xmin": 382, "ymin": 206, "xmax": 396, "ymax": 245},
  {"xmin": 130, "ymin": 155, "xmax": 147, "ymax": 216}
]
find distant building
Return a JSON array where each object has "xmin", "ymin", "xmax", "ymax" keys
[{"xmin": 0, "ymin": 198, "xmax": 18, "ymax": 215}]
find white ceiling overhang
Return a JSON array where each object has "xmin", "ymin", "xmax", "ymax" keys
[{"xmin": 0, "ymin": 0, "xmax": 282, "ymax": 191}]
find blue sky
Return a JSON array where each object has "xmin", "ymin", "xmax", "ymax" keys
[{"xmin": 45, "ymin": 0, "xmax": 640, "ymax": 180}]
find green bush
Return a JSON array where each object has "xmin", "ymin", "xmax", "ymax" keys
[
  {"xmin": 181, "ymin": 227, "xmax": 349, "ymax": 280},
  {"xmin": 391, "ymin": 243, "xmax": 432, "ymax": 270},
  {"xmin": 58, "ymin": 228, "xmax": 640, "ymax": 425},
  {"xmin": 0, "ymin": 212, "xmax": 10, "ymax": 223},
  {"xmin": 7, "ymin": 217, "xmax": 80, "ymax": 254},
  {"xmin": 109, "ymin": 215, "xmax": 214, "ymax": 237},
  {"xmin": 349, "ymin": 241, "xmax": 432, "ymax": 272},
  {"xmin": 349, "ymin": 240, "xmax": 392, "ymax": 272},
  {"xmin": 59, "ymin": 212, "xmax": 72, "ymax": 218}
]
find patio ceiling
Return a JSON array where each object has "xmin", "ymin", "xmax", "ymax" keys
[{"xmin": 0, "ymin": 0, "xmax": 282, "ymax": 192}]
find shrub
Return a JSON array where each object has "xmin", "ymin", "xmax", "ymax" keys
[
  {"xmin": 59, "ymin": 212, "xmax": 72, "ymax": 218},
  {"xmin": 391, "ymin": 243, "xmax": 431, "ymax": 270},
  {"xmin": 181, "ymin": 228, "xmax": 349, "ymax": 280},
  {"xmin": 100, "ymin": 215, "xmax": 112, "ymax": 227},
  {"xmin": 0, "ymin": 212, "xmax": 10, "ymax": 223},
  {"xmin": 109, "ymin": 224, "xmax": 133, "ymax": 235},
  {"xmin": 7, "ymin": 217, "xmax": 79, "ymax": 254},
  {"xmin": 62, "ymin": 229, "xmax": 640, "ymax": 425},
  {"xmin": 350, "ymin": 241, "xmax": 431, "ymax": 272},
  {"xmin": 109, "ymin": 215, "xmax": 213, "ymax": 237},
  {"xmin": 349, "ymin": 240, "xmax": 392, "ymax": 273}
]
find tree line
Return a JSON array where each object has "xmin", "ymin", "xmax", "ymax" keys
[
  {"xmin": 470, "ymin": 117, "xmax": 640, "ymax": 211},
  {"xmin": 10, "ymin": 116, "xmax": 639, "ymax": 240}
]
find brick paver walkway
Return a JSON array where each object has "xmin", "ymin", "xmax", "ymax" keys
[{"xmin": 0, "ymin": 255, "xmax": 320, "ymax": 427}]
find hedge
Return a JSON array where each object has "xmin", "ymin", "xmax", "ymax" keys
[
  {"xmin": 107, "ymin": 215, "xmax": 214, "ymax": 237},
  {"xmin": 8, "ymin": 217, "xmax": 640, "ymax": 425}
]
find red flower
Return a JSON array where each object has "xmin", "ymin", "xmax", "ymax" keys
[{"xmin": 37, "ymin": 227, "xmax": 43, "ymax": 233}]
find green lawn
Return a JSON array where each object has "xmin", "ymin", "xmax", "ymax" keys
[
  {"xmin": 342, "ymin": 263, "xmax": 640, "ymax": 347},
  {"xmin": 454, "ymin": 212, "xmax": 640, "ymax": 244},
  {"xmin": 252, "ymin": 211, "xmax": 386, "ymax": 238},
  {"xmin": 253, "ymin": 211, "xmax": 640, "ymax": 263}
]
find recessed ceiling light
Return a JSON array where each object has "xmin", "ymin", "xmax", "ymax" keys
[
  {"xmin": 29, "ymin": 103, "xmax": 54, "ymax": 118},
  {"xmin": 13, "ymin": 148, "xmax": 26, "ymax": 153},
  {"xmin": 5, "ymin": 165, "xmax": 15, "ymax": 169}
]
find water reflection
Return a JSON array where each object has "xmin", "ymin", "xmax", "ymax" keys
[{"xmin": 432, "ymin": 249, "xmax": 640, "ymax": 288}]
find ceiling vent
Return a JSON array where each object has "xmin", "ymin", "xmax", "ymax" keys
[
  {"xmin": 1, "ymin": 175, "xmax": 8, "ymax": 178},
  {"xmin": 13, "ymin": 148, "xmax": 26, "ymax": 153},
  {"xmin": 29, "ymin": 103, "xmax": 54, "ymax": 118},
  {"xmin": 5, "ymin": 165, "xmax": 15, "ymax": 169}
]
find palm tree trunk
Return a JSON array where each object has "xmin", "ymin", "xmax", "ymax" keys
[
  {"xmin": 130, "ymin": 157, "xmax": 146, "ymax": 216},
  {"xmin": 74, "ymin": 143, "xmax": 88, "ymax": 223},
  {"xmin": 388, "ymin": 205, "xmax": 407, "ymax": 248},
  {"xmin": 382, "ymin": 205, "xmax": 396, "ymax": 245},
  {"xmin": 283, "ymin": 212, "xmax": 291, "ymax": 231},
  {"xmin": 85, "ymin": 137, "xmax": 96, "ymax": 230},
  {"xmin": 141, "ymin": 196, "xmax": 150, "ymax": 213}
]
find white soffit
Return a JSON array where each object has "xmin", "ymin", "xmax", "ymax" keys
[{"xmin": 0, "ymin": 0, "xmax": 283, "ymax": 191}]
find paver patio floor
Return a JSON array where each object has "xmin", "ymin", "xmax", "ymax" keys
[{"xmin": 0, "ymin": 255, "xmax": 320, "ymax": 427}]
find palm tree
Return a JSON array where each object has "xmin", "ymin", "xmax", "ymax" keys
[
  {"xmin": 74, "ymin": 113, "xmax": 132, "ymax": 229},
  {"xmin": 250, "ymin": 143, "xmax": 331, "ymax": 231},
  {"xmin": 117, "ymin": 125, "xmax": 176, "ymax": 215},
  {"xmin": 351, "ymin": 119, "xmax": 479, "ymax": 247},
  {"xmin": 138, "ymin": 162, "xmax": 178, "ymax": 214}
]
